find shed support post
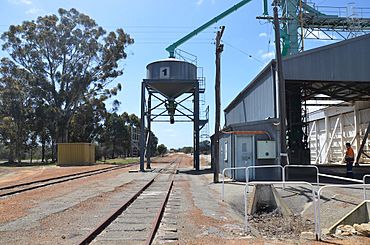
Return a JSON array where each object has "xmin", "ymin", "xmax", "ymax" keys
[
  {"xmin": 354, "ymin": 105, "xmax": 360, "ymax": 153},
  {"xmin": 340, "ymin": 114, "xmax": 344, "ymax": 154},
  {"xmin": 324, "ymin": 113, "xmax": 330, "ymax": 164},
  {"xmin": 315, "ymin": 121, "xmax": 319, "ymax": 163},
  {"xmin": 355, "ymin": 122, "xmax": 370, "ymax": 165}
]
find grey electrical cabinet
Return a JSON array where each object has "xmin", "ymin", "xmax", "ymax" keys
[{"xmin": 256, "ymin": 141, "xmax": 276, "ymax": 159}]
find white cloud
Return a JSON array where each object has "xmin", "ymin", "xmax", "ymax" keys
[
  {"xmin": 196, "ymin": 0, "xmax": 215, "ymax": 5},
  {"xmin": 8, "ymin": 0, "xmax": 32, "ymax": 5},
  {"xmin": 260, "ymin": 51, "xmax": 275, "ymax": 60},
  {"xmin": 259, "ymin": 32, "xmax": 268, "ymax": 37},
  {"xmin": 26, "ymin": 8, "xmax": 44, "ymax": 15}
]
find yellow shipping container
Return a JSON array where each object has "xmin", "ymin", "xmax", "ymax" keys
[{"xmin": 57, "ymin": 143, "xmax": 95, "ymax": 166}]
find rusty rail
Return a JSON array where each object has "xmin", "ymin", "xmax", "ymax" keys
[
  {"xmin": 78, "ymin": 158, "xmax": 180, "ymax": 245},
  {"xmin": 0, "ymin": 164, "xmax": 137, "ymax": 198},
  {"xmin": 78, "ymin": 177, "xmax": 156, "ymax": 245}
]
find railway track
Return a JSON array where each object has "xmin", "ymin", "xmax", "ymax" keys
[
  {"xmin": 79, "ymin": 157, "xmax": 182, "ymax": 245},
  {"xmin": 0, "ymin": 163, "xmax": 137, "ymax": 198}
]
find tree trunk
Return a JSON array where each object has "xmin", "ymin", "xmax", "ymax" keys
[
  {"xmin": 51, "ymin": 140, "xmax": 55, "ymax": 162},
  {"xmin": 112, "ymin": 143, "xmax": 115, "ymax": 159},
  {"xmin": 41, "ymin": 142, "xmax": 45, "ymax": 163},
  {"xmin": 8, "ymin": 146, "xmax": 15, "ymax": 164},
  {"xmin": 30, "ymin": 148, "xmax": 33, "ymax": 164}
]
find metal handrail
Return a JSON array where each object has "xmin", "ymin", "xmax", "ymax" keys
[
  {"xmin": 245, "ymin": 165, "xmax": 284, "ymax": 192},
  {"xmin": 284, "ymin": 165, "xmax": 320, "ymax": 188},
  {"xmin": 318, "ymin": 173, "xmax": 363, "ymax": 183},
  {"xmin": 244, "ymin": 181, "xmax": 317, "ymax": 239},
  {"xmin": 317, "ymin": 183, "xmax": 370, "ymax": 240},
  {"xmin": 222, "ymin": 165, "xmax": 284, "ymax": 201},
  {"xmin": 221, "ymin": 167, "xmax": 247, "ymax": 201},
  {"xmin": 363, "ymin": 174, "xmax": 370, "ymax": 200}
]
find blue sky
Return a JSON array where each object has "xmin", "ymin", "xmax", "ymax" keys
[{"xmin": 0, "ymin": 0, "xmax": 368, "ymax": 148}]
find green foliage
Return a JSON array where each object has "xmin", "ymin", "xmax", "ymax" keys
[
  {"xmin": 148, "ymin": 131, "xmax": 158, "ymax": 157},
  {"xmin": 199, "ymin": 140, "xmax": 211, "ymax": 154},
  {"xmin": 0, "ymin": 60, "xmax": 32, "ymax": 163},
  {"xmin": 1, "ymin": 8, "xmax": 134, "ymax": 143},
  {"xmin": 157, "ymin": 144, "xmax": 167, "ymax": 157},
  {"xmin": 178, "ymin": 146, "xmax": 193, "ymax": 154},
  {"xmin": 0, "ymin": 8, "xmax": 134, "ymax": 163}
]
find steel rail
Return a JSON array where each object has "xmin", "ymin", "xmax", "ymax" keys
[
  {"xmin": 0, "ymin": 164, "xmax": 137, "ymax": 198},
  {"xmin": 78, "ymin": 177, "xmax": 156, "ymax": 245},
  {"xmin": 78, "ymin": 158, "xmax": 180, "ymax": 245},
  {"xmin": 0, "ymin": 165, "xmax": 119, "ymax": 190},
  {"xmin": 145, "ymin": 161, "xmax": 179, "ymax": 245}
]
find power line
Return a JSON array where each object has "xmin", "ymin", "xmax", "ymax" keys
[{"xmin": 221, "ymin": 40, "xmax": 263, "ymax": 64}]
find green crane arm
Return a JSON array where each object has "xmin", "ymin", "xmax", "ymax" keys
[{"xmin": 166, "ymin": 0, "xmax": 253, "ymax": 58}]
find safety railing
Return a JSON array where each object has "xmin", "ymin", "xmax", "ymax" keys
[
  {"xmin": 222, "ymin": 165, "xmax": 284, "ymax": 201},
  {"xmin": 363, "ymin": 174, "xmax": 370, "ymax": 200},
  {"xmin": 245, "ymin": 165, "xmax": 284, "ymax": 193},
  {"xmin": 284, "ymin": 165, "xmax": 320, "ymax": 188},
  {"xmin": 244, "ymin": 181, "xmax": 317, "ymax": 238},
  {"xmin": 221, "ymin": 167, "xmax": 247, "ymax": 201},
  {"xmin": 317, "ymin": 183, "xmax": 370, "ymax": 240},
  {"xmin": 318, "ymin": 173, "xmax": 363, "ymax": 183}
]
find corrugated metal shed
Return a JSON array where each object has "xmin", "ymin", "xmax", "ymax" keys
[
  {"xmin": 283, "ymin": 34, "xmax": 370, "ymax": 82},
  {"xmin": 225, "ymin": 33, "xmax": 370, "ymax": 125},
  {"xmin": 225, "ymin": 61, "xmax": 277, "ymax": 126}
]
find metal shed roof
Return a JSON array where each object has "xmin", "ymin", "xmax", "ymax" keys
[
  {"xmin": 225, "ymin": 34, "xmax": 370, "ymax": 112},
  {"xmin": 284, "ymin": 34, "xmax": 370, "ymax": 102},
  {"xmin": 283, "ymin": 33, "xmax": 370, "ymax": 82}
]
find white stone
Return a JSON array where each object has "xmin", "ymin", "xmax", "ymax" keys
[{"xmin": 300, "ymin": 231, "xmax": 314, "ymax": 240}]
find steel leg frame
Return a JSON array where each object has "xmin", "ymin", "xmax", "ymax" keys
[
  {"xmin": 140, "ymin": 82, "xmax": 146, "ymax": 172},
  {"xmin": 140, "ymin": 80, "xmax": 201, "ymax": 171}
]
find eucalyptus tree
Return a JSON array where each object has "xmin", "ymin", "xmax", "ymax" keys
[
  {"xmin": 157, "ymin": 144, "xmax": 167, "ymax": 157},
  {"xmin": 69, "ymin": 97, "xmax": 107, "ymax": 143},
  {"xmin": 0, "ymin": 60, "xmax": 32, "ymax": 163},
  {"xmin": 1, "ymin": 8, "xmax": 134, "ymax": 143},
  {"xmin": 100, "ymin": 112, "xmax": 129, "ymax": 158}
]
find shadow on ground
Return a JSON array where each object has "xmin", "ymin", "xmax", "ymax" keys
[
  {"xmin": 0, "ymin": 161, "xmax": 56, "ymax": 167},
  {"xmin": 178, "ymin": 168, "xmax": 213, "ymax": 175}
]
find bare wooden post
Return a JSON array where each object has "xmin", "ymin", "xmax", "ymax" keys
[
  {"xmin": 273, "ymin": 2, "xmax": 287, "ymax": 166},
  {"xmin": 214, "ymin": 26, "xmax": 225, "ymax": 183}
]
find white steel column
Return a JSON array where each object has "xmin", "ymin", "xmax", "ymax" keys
[
  {"xmin": 323, "ymin": 117, "xmax": 340, "ymax": 164},
  {"xmin": 324, "ymin": 113, "xmax": 330, "ymax": 163},
  {"xmin": 354, "ymin": 104, "xmax": 360, "ymax": 152},
  {"xmin": 340, "ymin": 114, "xmax": 344, "ymax": 154},
  {"xmin": 315, "ymin": 121, "xmax": 319, "ymax": 163}
]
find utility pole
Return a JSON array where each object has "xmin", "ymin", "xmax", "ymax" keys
[
  {"xmin": 214, "ymin": 26, "xmax": 225, "ymax": 183},
  {"xmin": 273, "ymin": 1, "xmax": 288, "ymax": 166}
]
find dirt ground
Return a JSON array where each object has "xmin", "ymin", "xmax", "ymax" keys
[
  {"xmin": 0, "ymin": 164, "xmax": 116, "ymax": 187},
  {"xmin": 0, "ymin": 153, "xmax": 368, "ymax": 245}
]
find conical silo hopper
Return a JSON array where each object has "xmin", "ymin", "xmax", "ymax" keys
[{"xmin": 145, "ymin": 58, "xmax": 197, "ymax": 123}]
